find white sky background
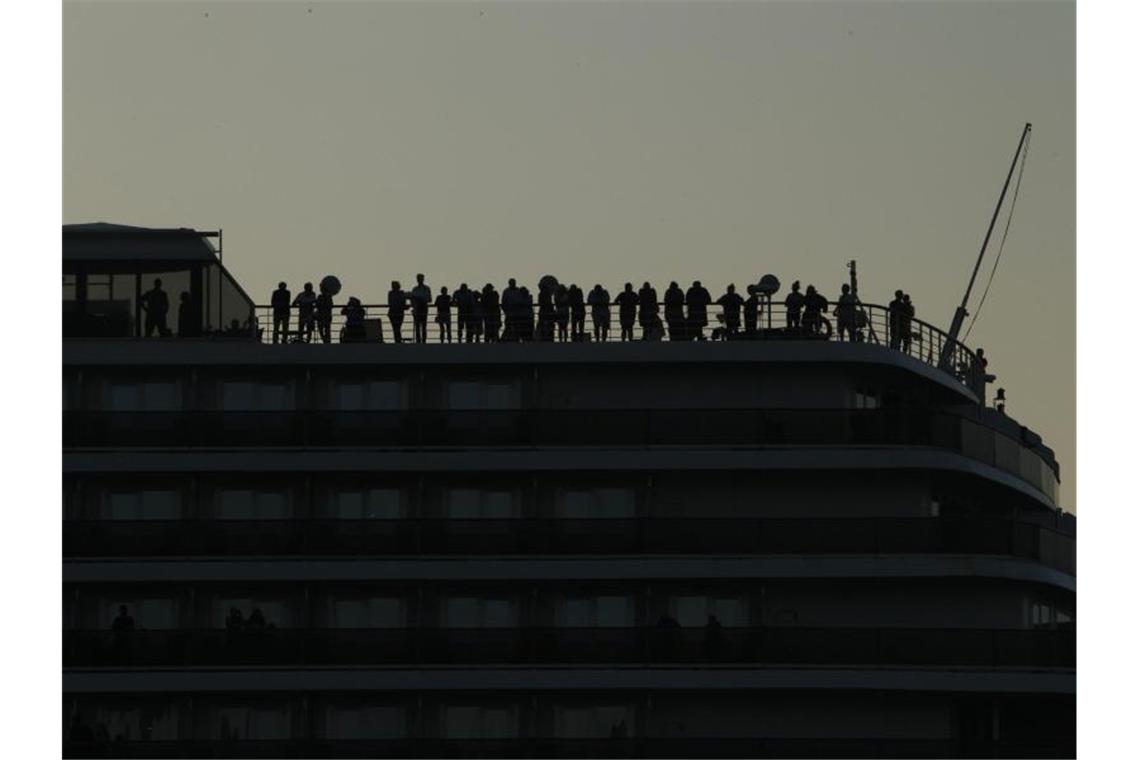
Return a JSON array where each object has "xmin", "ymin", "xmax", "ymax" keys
[{"xmin": 63, "ymin": 0, "xmax": 1075, "ymax": 507}]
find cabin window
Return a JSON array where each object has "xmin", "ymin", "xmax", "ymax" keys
[
  {"xmin": 442, "ymin": 705, "xmax": 518, "ymax": 739},
  {"xmin": 447, "ymin": 380, "xmax": 520, "ymax": 409},
  {"xmin": 447, "ymin": 488, "xmax": 517, "ymax": 519},
  {"xmin": 324, "ymin": 705, "xmax": 406, "ymax": 739},
  {"xmin": 559, "ymin": 596, "xmax": 634, "ymax": 628},
  {"xmin": 557, "ymin": 488, "xmax": 635, "ymax": 519},
  {"xmin": 443, "ymin": 597, "xmax": 517, "ymax": 628},
  {"xmin": 332, "ymin": 488, "xmax": 404, "ymax": 519},
  {"xmin": 335, "ymin": 380, "xmax": 405, "ymax": 410}
]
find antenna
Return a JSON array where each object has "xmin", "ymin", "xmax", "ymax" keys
[{"xmin": 939, "ymin": 123, "xmax": 1032, "ymax": 370}]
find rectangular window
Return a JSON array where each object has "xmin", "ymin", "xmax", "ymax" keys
[
  {"xmin": 442, "ymin": 706, "xmax": 518, "ymax": 739},
  {"xmin": 104, "ymin": 490, "xmax": 181, "ymax": 520},
  {"xmin": 558, "ymin": 596, "xmax": 634, "ymax": 628},
  {"xmin": 447, "ymin": 488, "xmax": 517, "ymax": 519},
  {"xmin": 214, "ymin": 598, "xmax": 289, "ymax": 629},
  {"xmin": 324, "ymin": 705, "xmax": 406, "ymax": 740},
  {"xmin": 217, "ymin": 489, "xmax": 289, "ymax": 520},
  {"xmin": 100, "ymin": 598, "xmax": 179, "ymax": 630},
  {"xmin": 106, "ymin": 380, "xmax": 181, "ymax": 411},
  {"xmin": 335, "ymin": 380, "xmax": 405, "ymax": 410},
  {"xmin": 221, "ymin": 380, "xmax": 293, "ymax": 410},
  {"xmin": 212, "ymin": 705, "xmax": 291, "ymax": 740},
  {"xmin": 555, "ymin": 705, "xmax": 632, "ymax": 739},
  {"xmin": 328, "ymin": 598, "xmax": 405, "ymax": 628},
  {"xmin": 854, "ymin": 389, "xmax": 879, "ymax": 410},
  {"xmin": 447, "ymin": 380, "xmax": 520, "ymax": 410},
  {"xmin": 332, "ymin": 488, "xmax": 404, "ymax": 519},
  {"xmin": 443, "ymin": 597, "xmax": 517, "ymax": 628},
  {"xmin": 672, "ymin": 595, "xmax": 746, "ymax": 627},
  {"xmin": 557, "ymin": 488, "xmax": 636, "ymax": 519}
]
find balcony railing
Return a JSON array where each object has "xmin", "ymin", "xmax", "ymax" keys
[
  {"xmin": 63, "ymin": 626, "xmax": 1074, "ymax": 669},
  {"xmin": 61, "ymin": 408, "xmax": 1060, "ymax": 501},
  {"xmin": 61, "ymin": 516, "xmax": 1075, "ymax": 574}
]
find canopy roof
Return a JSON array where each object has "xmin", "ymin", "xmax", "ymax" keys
[{"xmin": 63, "ymin": 222, "xmax": 220, "ymax": 263}]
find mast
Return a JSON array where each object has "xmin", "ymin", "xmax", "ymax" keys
[{"xmin": 939, "ymin": 122, "xmax": 1032, "ymax": 370}]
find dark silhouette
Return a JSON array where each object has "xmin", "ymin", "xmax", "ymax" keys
[
  {"xmin": 226, "ymin": 607, "xmax": 244, "ymax": 633},
  {"xmin": 435, "ymin": 287, "xmax": 452, "ymax": 343},
  {"xmin": 685, "ymin": 280, "xmax": 712, "ymax": 340},
  {"xmin": 716, "ymin": 284, "xmax": 744, "ymax": 337},
  {"xmin": 588, "ymin": 284, "xmax": 611, "ymax": 342},
  {"xmin": 615, "ymin": 283, "xmax": 638, "ymax": 341},
  {"xmin": 704, "ymin": 613, "xmax": 724, "ymax": 661},
  {"xmin": 501, "ymin": 278, "xmax": 521, "ymax": 341},
  {"xmin": 315, "ymin": 290, "xmax": 333, "ymax": 344},
  {"xmin": 785, "ymin": 280, "xmax": 804, "ymax": 333},
  {"xmin": 177, "ymin": 291, "xmax": 197, "ymax": 338},
  {"xmin": 387, "ymin": 281, "xmax": 406, "ymax": 343},
  {"xmin": 664, "ymin": 281, "xmax": 685, "ymax": 341},
  {"xmin": 341, "ymin": 297, "xmax": 366, "ymax": 342},
  {"xmin": 112, "ymin": 604, "xmax": 135, "ymax": 633},
  {"xmin": 270, "ymin": 282, "xmax": 291, "ymax": 343},
  {"xmin": 888, "ymin": 289, "xmax": 906, "ymax": 350},
  {"xmin": 246, "ymin": 608, "xmax": 267, "ymax": 630},
  {"xmin": 568, "ymin": 284, "xmax": 586, "ymax": 341},
  {"xmin": 537, "ymin": 284, "xmax": 556, "ymax": 342},
  {"xmin": 555, "ymin": 284, "xmax": 570, "ymax": 342},
  {"xmin": 454, "ymin": 283, "xmax": 473, "ymax": 343},
  {"xmin": 901, "ymin": 293, "xmax": 915, "ymax": 354},
  {"xmin": 111, "ymin": 604, "xmax": 136, "ymax": 665},
  {"xmin": 835, "ymin": 284, "xmax": 857, "ymax": 342},
  {"xmin": 520, "ymin": 286, "xmax": 535, "ymax": 341},
  {"xmin": 802, "ymin": 285, "xmax": 828, "ymax": 336},
  {"xmin": 293, "ymin": 282, "xmax": 317, "ymax": 343},
  {"xmin": 410, "ymin": 274, "xmax": 431, "ymax": 344},
  {"xmin": 140, "ymin": 278, "xmax": 171, "ymax": 337},
  {"xmin": 638, "ymin": 281, "xmax": 659, "ymax": 335},
  {"xmin": 743, "ymin": 285, "xmax": 760, "ymax": 336},
  {"xmin": 468, "ymin": 290, "xmax": 484, "ymax": 343},
  {"xmin": 482, "ymin": 283, "xmax": 501, "ymax": 342}
]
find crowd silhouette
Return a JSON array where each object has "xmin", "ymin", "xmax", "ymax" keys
[{"xmin": 261, "ymin": 273, "xmax": 925, "ymax": 351}]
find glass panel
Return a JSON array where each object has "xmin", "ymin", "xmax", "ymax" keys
[
  {"xmin": 447, "ymin": 489, "xmax": 481, "ymax": 519},
  {"xmin": 556, "ymin": 706, "xmax": 630, "ymax": 738},
  {"xmin": 559, "ymin": 599, "xmax": 593, "ymax": 628},
  {"xmin": 597, "ymin": 488, "xmax": 635, "ymax": 518},
  {"xmin": 483, "ymin": 599, "xmax": 515, "ymax": 628},
  {"xmin": 337, "ymin": 383, "xmax": 365, "ymax": 410},
  {"xmin": 214, "ymin": 598, "xmax": 288, "ymax": 628},
  {"xmin": 105, "ymin": 490, "xmax": 179, "ymax": 520},
  {"xmin": 217, "ymin": 489, "xmax": 288, "ymax": 520},
  {"xmin": 214, "ymin": 706, "xmax": 290, "ymax": 740},
  {"xmin": 90, "ymin": 702, "xmax": 180, "ymax": 741},
  {"xmin": 444, "ymin": 598, "xmax": 480, "ymax": 627},
  {"xmin": 221, "ymin": 381, "xmax": 292, "ymax": 410},
  {"xmin": 483, "ymin": 383, "xmax": 519, "ymax": 410},
  {"xmin": 482, "ymin": 491, "xmax": 514, "ymax": 518},
  {"xmin": 325, "ymin": 705, "xmax": 406, "ymax": 740},
  {"xmin": 330, "ymin": 598, "xmax": 404, "ymax": 628},
  {"xmin": 596, "ymin": 596, "xmax": 633, "ymax": 627},
  {"xmin": 447, "ymin": 382, "xmax": 480, "ymax": 409},
  {"xmin": 444, "ymin": 706, "xmax": 516, "ymax": 739}
]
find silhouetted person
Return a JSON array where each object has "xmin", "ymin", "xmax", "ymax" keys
[
  {"xmin": 293, "ymin": 282, "xmax": 317, "ymax": 343},
  {"xmin": 568, "ymin": 284, "xmax": 586, "ymax": 341},
  {"xmin": 410, "ymin": 273, "xmax": 431, "ymax": 343},
  {"xmin": 140, "ymin": 278, "xmax": 170, "ymax": 337},
  {"xmin": 615, "ymin": 283, "xmax": 638, "ymax": 341},
  {"xmin": 537, "ymin": 284, "xmax": 556, "ymax": 342},
  {"xmin": 743, "ymin": 285, "xmax": 760, "ymax": 336},
  {"xmin": 685, "ymin": 280, "xmax": 712, "ymax": 340},
  {"xmin": 468, "ymin": 290, "xmax": 483, "ymax": 343},
  {"xmin": 387, "ymin": 281, "xmax": 406, "ymax": 343},
  {"xmin": 717, "ymin": 284, "xmax": 744, "ymax": 337},
  {"xmin": 501, "ymin": 278, "xmax": 521, "ymax": 341},
  {"xmin": 588, "ymin": 284, "xmax": 611, "ymax": 342},
  {"xmin": 638, "ymin": 281, "xmax": 659, "ymax": 335},
  {"xmin": 664, "ymin": 281, "xmax": 685, "ymax": 341},
  {"xmin": 246, "ymin": 608, "xmax": 267, "ymax": 630},
  {"xmin": 315, "ymin": 290, "xmax": 333, "ymax": 344},
  {"xmin": 111, "ymin": 604, "xmax": 135, "ymax": 664},
  {"xmin": 785, "ymin": 280, "xmax": 804, "ymax": 333},
  {"xmin": 555, "ymin": 284, "xmax": 570, "ymax": 342},
  {"xmin": 520, "ymin": 287, "xmax": 535, "ymax": 340},
  {"xmin": 704, "ymin": 613, "xmax": 724, "ymax": 661},
  {"xmin": 341, "ymin": 297, "xmax": 366, "ymax": 342},
  {"xmin": 482, "ymin": 284, "xmax": 500, "ymax": 342},
  {"xmin": 177, "ymin": 291, "xmax": 197, "ymax": 338},
  {"xmin": 454, "ymin": 283, "xmax": 473, "ymax": 343},
  {"xmin": 802, "ymin": 285, "xmax": 827, "ymax": 336},
  {"xmin": 888, "ymin": 289, "xmax": 906, "ymax": 350},
  {"xmin": 835, "ymin": 284, "xmax": 857, "ymax": 342},
  {"xmin": 901, "ymin": 293, "xmax": 915, "ymax": 354},
  {"xmin": 270, "ymin": 282, "xmax": 291, "ymax": 343},
  {"xmin": 655, "ymin": 613, "xmax": 681, "ymax": 660},
  {"xmin": 112, "ymin": 604, "xmax": 135, "ymax": 633},
  {"xmin": 435, "ymin": 287, "xmax": 452, "ymax": 343},
  {"xmin": 226, "ymin": 607, "xmax": 244, "ymax": 636}
]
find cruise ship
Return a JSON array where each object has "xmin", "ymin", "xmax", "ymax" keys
[{"xmin": 62, "ymin": 223, "xmax": 1075, "ymax": 758}]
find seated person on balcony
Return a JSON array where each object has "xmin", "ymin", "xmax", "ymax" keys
[
  {"xmin": 802, "ymin": 285, "xmax": 828, "ymax": 335},
  {"xmin": 685, "ymin": 280, "xmax": 712, "ymax": 340},
  {"xmin": 743, "ymin": 285, "xmax": 760, "ymax": 336},
  {"xmin": 140, "ymin": 278, "xmax": 171, "ymax": 337},
  {"xmin": 410, "ymin": 273, "xmax": 431, "ymax": 344},
  {"xmin": 483, "ymin": 283, "xmax": 501, "ymax": 342},
  {"xmin": 293, "ymin": 282, "xmax": 317, "ymax": 343},
  {"xmin": 664, "ymin": 281, "xmax": 685, "ymax": 341},
  {"xmin": 835, "ymin": 284, "xmax": 858, "ymax": 342},
  {"xmin": 716, "ymin": 284, "xmax": 744, "ymax": 337},
  {"xmin": 888, "ymin": 289, "xmax": 905, "ymax": 350},
  {"xmin": 387, "ymin": 281, "xmax": 407, "ymax": 343},
  {"xmin": 435, "ymin": 287, "xmax": 453, "ymax": 343},
  {"xmin": 785, "ymin": 280, "xmax": 805, "ymax": 333},
  {"xmin": 270, "ymin": 282, "xmax": 291, "ymax": 344},
  {"xmin": 615, "ymin": 283, "xmax": 638, "ymax": 341},
  {"xmin": 315, "ymin": 290, "xmax": 333, "ymax": 344},
  {"xmin": 588, "ymin": 284, "xmax": 611, "ymax": 342},
  {"xmin": 341, "ymin": 297, "xmax": 366, "ymax": 342}
]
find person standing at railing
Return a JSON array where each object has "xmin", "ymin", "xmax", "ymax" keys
[
  {"xmin": 802, "ymin": 285, "xmax": 827, "ymax": 336},
  {"xmin": 434, "ymin": 286, "xmax": 453, "ymax": 343},
  {"xmin": 453, "ymin": 283, "xmax": 473, "ymax": 343},
  {"xmin": 588, "ymin": 283, "xmax": 611, "ymax": 342},
  {"xmin": 901, "ymin": 293, "xmax": 915, "ymax": 354},
  {"xmin": 468, "ymin": 289, "xmax": 484, "ymax": 343},
  {"xmin": 743, "ymin": 285, "xmax": 760, "ymax": 337},
  {"xmin": 555, "ymin": 283, "xmax": 571, "ymax": 342},
  {"xmin": 387, "ymin": 280, "xmax": 407, "ymax": 343},
  {"xmin": 292, "ymin": 282, "xmax": 317, "ymax": 343},
  {"xmin": 887, "ymin": 290, "xmax": 906, "ymax": 350},
  {"xmin": 270, "ymin": 282, "xmax": 291, "ymax": 344},
  {"xmin": 616, "ymin": 283, "xmax": 638, "ymax": 341},
  {"xmin": 717, "ymin": 284, "xmax": 744, "ymax": 338},
  {"xmin": 537, "ymin": 283, "xmax": 556, "ymax": 341},
  {"xmin": 568, "ymin": 284, "xmax": 586, "ymax": 341},
  {"xmin": 784, "ymin": 280, "xmax": 804, "ymax": 334},
  {"xmin": 520, "ymin": 286, "xmax": 535, "ymax": 340},
  {"xmin": 140, "ymin": 278, "xmax": 171, "ymax": 337},
  {"xmin": 663, "ymin": 281, "xmax": 685, "ymax": 341},
  {"xmin": 482, "ymin": 283, "xmax": 501, "ymax": 342},
  {"xmin": 501, "ymin": 278, "xmax": 521, "ymax": 341},
  {"xmin": 638, "ymin": 281, "xmax": 659, "ymax": 338},
  {"xmin": 315, "ymin": 289, "xmax": 333, "ymax": 344},
  {"xmin": 685, "ymin": 280, "xmax": 712, "ymax": 340},
  {"xmin": 835, "ymin": 284, "xmax": 858, "ymax": 342},
  {"xmin": 410, "ymin": 273, "xmax": 431, "ymax": 344}
]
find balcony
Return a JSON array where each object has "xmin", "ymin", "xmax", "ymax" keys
[
  {"xmin": 61, "ymin": 516, "xmax": 1075, "ymax": 575},
  {"xmin": 63, "ymin": 626, "xmax": 1074, "ymax": 669}
]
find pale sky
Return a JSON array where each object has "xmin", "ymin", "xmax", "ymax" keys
[{"xmin": 63, "ymin": 0, "xmax": 1076, "ymax": 508}]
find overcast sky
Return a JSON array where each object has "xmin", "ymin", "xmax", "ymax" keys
[{"xmin": 63, "ymin": 0, "xmax": 1075, "ymax": 507}]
